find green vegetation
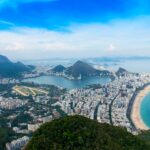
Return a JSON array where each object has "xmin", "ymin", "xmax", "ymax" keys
[
  {"xmin": 0, "ymin": 117, "xmax": 8, "ymax": 128},
  {"xmin": 11, "ymin": 113, "xmax": 33, "ymax": 127},
  {"xmin": 0, "ymin": 84, "xmax": 13, "ymax": 92},
  {"xmin": 52, "ymin": 65, "xmax": 66, "ymax": 73},
  {"xmin": 0, "ymin": 55, "xmax": 31, "ymax": 78},
  {"xmin": 47, "ymin": 85, "xmax": 66, "ymax": 97},
  {"xmin": 65, "ymin": 61, "xmax": 99, "ymax": 78},
  {"xmin": 25, "ymin": 115, "xmax": 150, "ymax": 150},
  {"xmin": 0, "ymin": 127, "xmax": 15, "ymax": 150},
  {"xmin": 16, "ymin": 83, "xmax": 66, "ymax": 97},
  {"xmin": 138, "ymin": 130, "xmax": 150, "ymax": 146},
  {"xmin": 65, "ymin": 61, "xmax": 111, "ymax": 79},
  {"xmin": 86, "ymin": 84, "xmax": 102, "ymax": 89},
  {"xmin": 116, "ymin": 67, "xmax": 128, "ymax": 77},
  {"xmin": 53, "ymin": 106, "xmax": 67, "ymax": 117}
]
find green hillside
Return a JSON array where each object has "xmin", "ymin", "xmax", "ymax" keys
[
  {"xmin": 65, "ymin": 61, "xmax": 111, "ymax": 79},
  {"xmin": 138, "ymin": 130, "xmax": 150, "ymax": 146},
  {"xmin": 0, "ymin": 55, "xmax": 32, "ymax": 78},
  {"xmin": 25, "ymin": 115, "xmax": 150, "ymax": 150}
]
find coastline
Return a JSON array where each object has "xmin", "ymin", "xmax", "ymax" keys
[{"xmin": 131, "ymin": 85, "xmax": 150, "ymax": 130}]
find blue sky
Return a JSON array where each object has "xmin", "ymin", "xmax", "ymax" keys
[
  {"xmin": 0, "ymin": 0, "xmax": 149, "ymax": 29},
  {"xmin": 0, "ymin": 0, "xmax": 150, "ymax": 59}
]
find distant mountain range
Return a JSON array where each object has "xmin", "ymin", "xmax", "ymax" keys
[
  {"xmin": 52, "ymin": 60, "xmax": 113, "ymax": 79},
  {"xmin": 0, "ymin": 54, "xmax": 131, "ymax": 79},
  {"xmin": 0, "ymin": 55, "xmax": 33, "ymax": 78}
]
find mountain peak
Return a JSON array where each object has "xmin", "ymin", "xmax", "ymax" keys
[
  {"xmin": 52, "ymin": 65, "xmax": 66, "ymax": 73},
  {"xmin": 65, "ymin": 60, "xmax": 97, "ymax": 78},
  {"xmin": 73, "ymin": 60, "xmax": 89, "ymax": 66},
  {"xmin": 51, "ymin": 60, "xmax": 112, "ymax": 79},
  {"xmin": 74, "ymin": 60, "xmax": 84, "ymax": 64},
  {"xmin": 73, "ymin": 60, "xmax": 91, "ymax": 67},
  {"xmin": 0, "ymin": 55, "xmax": 11, "ymax": 63},
  {"xmin": 0, "ymin": 55, "xmax": 31, "ymax": 77}
]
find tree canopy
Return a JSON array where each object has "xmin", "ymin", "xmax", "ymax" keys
[{"xmin": 25, "ymin": 115, "xmax": 150, "ymax": 150}]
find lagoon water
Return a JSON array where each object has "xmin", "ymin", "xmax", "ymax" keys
[
  {"xmin": 23, "ymin": 76, "xmax": 111, "ymax": 89},
  {"xmin": 140, "ymin": 92, "xmax": 150, "ymax": 128}
]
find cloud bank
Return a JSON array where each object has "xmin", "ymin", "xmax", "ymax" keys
[{"xmin": 0, "ymin": 17, "xmax": 150, "ymax": 59}]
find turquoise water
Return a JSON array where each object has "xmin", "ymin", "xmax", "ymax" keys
[
  {"xmin": 140, "ymin": 92, "xmax": 150, "ymax": 127},
  {"xmin": 23, "ymin": 76, "xmax": 111, "ymax": 89}
]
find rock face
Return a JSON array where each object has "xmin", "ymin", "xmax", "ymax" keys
[
  {"xmin": 116, "ymin": 67, "xmax": 128, "ymax": 77},
  {"xmin": 0, "ymin": 55, "xmax": 31, "ymax": 77},
  {"xmin": 25, "ymin": 115, "xmax": 149, "ymax": 150}
]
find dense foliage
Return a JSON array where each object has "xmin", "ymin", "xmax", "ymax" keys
[
  {"xmin": 52, "ymin": 65, "xmax": 66, "ymax": 73},
  {"xmin": 25, "ymin": 115, "xmax": 150, "ymax": 150},
  {"xmin": 0, "ymin": 84, "xmax": 13, "ymax": 92},
  {"xmin": 0, "ymin": 127, "xmax": 15, "ymax": 150},
  {"xmin": 138, "ymin": 130, "xmax": 150, "ymax": 146},
  {"xmin": 116, "ymin": 67, "xmax": 128, "ymax": 77},
  {"xmin": 11, "ymin": 113, "xmax": 33, "ymax": 127}
]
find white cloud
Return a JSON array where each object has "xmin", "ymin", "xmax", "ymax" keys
[
  {"xmin": 0, "ymin": 16, "xmax": 150, "ymax": 59},
  {"xmin": 107, "ymin": 44, "xmax": 116, "ymax": 52}
]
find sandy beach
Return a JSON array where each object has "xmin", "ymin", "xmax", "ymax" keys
[{"xmin": 131, "ymin": 86, "xmax": 150, "ymax": 130}]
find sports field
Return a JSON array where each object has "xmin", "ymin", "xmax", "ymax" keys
[{"xmin": 13, "ymin": 85, "xmax": 48, "ymax": 96}]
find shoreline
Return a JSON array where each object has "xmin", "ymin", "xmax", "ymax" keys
[{"xmin": 131, "ymin": 85, "xmax": 150, "ymax": 130}]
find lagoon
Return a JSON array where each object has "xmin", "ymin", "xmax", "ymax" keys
[{"xmin": 23, "ymin": 75, "xmax": 111, "ymax": 89}]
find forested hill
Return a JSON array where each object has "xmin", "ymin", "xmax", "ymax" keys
[
  {"xmin": 25, "ymin": 115, "xmax": 150, "ymax": 150},
  {"xmin": 0, "ymin": 55, "xmax": 32, "ymax": 78}
]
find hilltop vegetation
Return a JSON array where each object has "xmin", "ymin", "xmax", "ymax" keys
[
  {"xmin": 25, "ymin": 115, "xmax": 150, "ymax": 150},
  {"xmin": 138, "ymin": 130, "xmax": 150, "ymax": 146},
  {"xmin": 52, "ymin": 65, "xmax": 66, "ymax": 73},
  {"xmin": 0, "ymin": 127, "xmax": 15, "ymax": 150},
  {"xmin": 65, "ymin": 61, "xmax": 99, "ymax": 78}
]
